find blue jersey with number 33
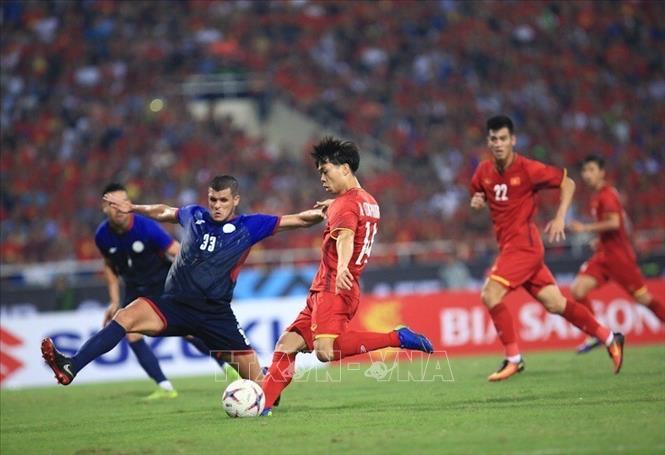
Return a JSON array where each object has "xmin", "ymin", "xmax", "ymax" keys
[{"xmin": 164, "ymin": 205, "xmax": 279, "ymax": 311}]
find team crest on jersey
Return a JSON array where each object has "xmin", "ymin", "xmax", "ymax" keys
[
  {"xmin": 109, "ymin": 247, "xmax": 117, "ymax": 254},
  {"xmin": 510, "ymin": 177, "xmax": 521, "ymax": 186},
  {"xmin": 132, "ymin": 241, "xmax": 145, "ymax": 253},
  {"xmin": 483, "ymin": 178, "xmax": 492, "ymax": 185},
  {"xmin": 223, "ymin": 223, "xmax": 236, "ymax": 234}
]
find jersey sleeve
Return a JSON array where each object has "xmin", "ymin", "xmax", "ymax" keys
[
  {"xmin": 470, "ymin": 165, "xmax": 483, "ymax": 194},
  {"xmin": 94, "ymin": 225, "xmax": 108, "ymax": 256},
  {"xmin": 243, "ymin": 214, "xmax": 280, "ymax": 244},
  {"xmin": 600, "ymin": 189, "xmax": 622, "ymax": 214},
  {"xmin": 176, "ymin": 204, "xmax": 200, "ymax": 227},
  {"xmin": 525, "ymin": 159, "xmax": 566, "ymax": 191},
  {"xmin": 144, "ymin": 218, "xmax": 175, "ymax": 252},
  {"xmin": 328, "ymin": 198, "xmax": 359, "ymax": 235}
]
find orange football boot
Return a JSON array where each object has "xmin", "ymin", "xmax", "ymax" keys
[
  {"xmin": 488, "ymin": 358, "xmax": 525, "ymax": 382},
  {"xmin": 607, "ymin": 332, "xmax": 625, "ymax": 374}
]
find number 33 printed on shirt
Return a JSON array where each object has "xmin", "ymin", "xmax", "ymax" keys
[{"xmin": 199, "ymin": 233, "xmax": 217, "ymax": 252}]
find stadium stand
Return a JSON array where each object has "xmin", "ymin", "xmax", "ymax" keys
[{"xmin": 2, "ymin": 0, "xmax": 664, "ymax": 264}]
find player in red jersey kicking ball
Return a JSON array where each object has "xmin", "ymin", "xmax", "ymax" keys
[
  {"xmin": 470, "ymin": 115, "xmax": 624, "ymax": 381},
  {"xmin": 260, "ymin": 137, "xmax": 433, "ymax": 416},
  {"xmin": 568, "ymin": 155, "xmax": 665, "ymax": 353}
]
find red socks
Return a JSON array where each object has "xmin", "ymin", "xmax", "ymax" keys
[
  {"xmin": 563, "ymin": 300, "xmax": 611, "ymax": 343},
  {"xmin": 576, "ymin": 296, "xmax": 594, "ymax": 312},
  {"xmin": 262, "ymin": 352, "xmax": 296, "ymax": 409},
  {"xmin": 647, "ymin": 298, "xmax": 665, "ymax": 322},
  {"xmin": 489, "ymin": 303, "xmax": 520, "ymax": 358},
  {"xmin": 332, "ymin": 331, "xmax": 400, "ymax": 360}
]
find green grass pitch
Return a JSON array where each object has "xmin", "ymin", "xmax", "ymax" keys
[{"xmin": 2, "ymin": 345, "xmax": 664, "ymax": 454}]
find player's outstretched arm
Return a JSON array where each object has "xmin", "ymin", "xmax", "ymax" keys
[
  {"xmin": 276, "ymin": 208, "xmax": 325, "ymax": 232},
  {"xmin": 103, "ymin": 193, "xmax": 178, "ymax": 223},
  {"xmin": 470, "ymin": 192, "xmax": 487, "ymax": 210},
  {"xmin": 569, "ymin": 214, "xmax": 620, "ymax": 234},
  {"xmin": 545, "ymin": 176, "xmax": 575, "ymax": 243}
]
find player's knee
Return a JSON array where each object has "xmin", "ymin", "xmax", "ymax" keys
[
  {"xmin": 570, "ymin": 285, "xmax": 586, "ymax": 301},
  {"xmin": 113, "ymin": 308, "xmax": 135, "ymax": 330},
  {"xmin": 480, "ymin": 286, "xmax": 500, "ymax": 309},
  {"xmin": 635, "ymin": 292, "xmax": 652, "ymax": 306},
  {"xmin": 543, "ymin": 296, "xmax": 566, "ymax": 314},
  {"xmin": 314, "ymin": 347, "xmax": 335, "ymax": 363}
]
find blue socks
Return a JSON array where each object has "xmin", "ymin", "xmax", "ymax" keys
[
  {"xmin": 187, "ymin": 336, "xmax": 228, "ymax": 368},
  {"xmin": 71, "ymin": 320, "xmax": 126, "ymax": 372},
  {"xmin": 129, "ymin": 338, "xmax": 167, "ymax": 384}
]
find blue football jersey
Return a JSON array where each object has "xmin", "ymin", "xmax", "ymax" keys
[
  {"xmin": 164, "ymin": 205, "xmax": 279, "ymax": 311},
  {"xmin": 94, "ymin": 214, "xmax": 174, "ymax": 290}
]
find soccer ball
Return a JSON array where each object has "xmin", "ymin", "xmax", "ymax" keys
[{"xmin": 222, "ymin": 379, "xmax": 265, "ymax": 418}]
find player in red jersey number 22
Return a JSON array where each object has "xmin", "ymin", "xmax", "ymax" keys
[{"xmin": 470, "ymin": 115, "xmax": 624, "ymax": 381}]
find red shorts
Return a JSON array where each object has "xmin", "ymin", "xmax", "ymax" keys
[
  {"xmin": 579, "ymin": 251, "xmax": 646, "ymax": 296},
  {"xmin": 489, "ymin": 247, "xmax": 556, "ymax": 297},
  {"xmin": 287, "ymin": 291, "xmax": 359, "ymax": 351}
]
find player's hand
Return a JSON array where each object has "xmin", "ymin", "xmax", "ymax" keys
[
  {"xmin": 567, "ymin": 220, "xmax": 586, "ymax": 234},
  {"xmin": 103, "ymin": 303, "xmax": 120, "ymax": 326},
  {"xmin": 336, "ymin": 267, "xmax": 354, "ymax": 293},
  {"xmin": 545, "ymin": 216, "xmax": 566, "ymax": 243},
  {"xmin": 314, "ymin": 199, "xmax": 334, "ymax": 216},
  {"xmin": 103, "ymin": 193, "xmax": 134, "ymax": 213},
  {"xmin": 470, "ymin": 192, "xmax": 487, "ymax": 210}
]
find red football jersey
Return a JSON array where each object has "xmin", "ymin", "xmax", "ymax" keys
[
  {"xmin": 590, "ymin": 184, "xmax": 636, "ymax": 261},
  {"xmin": 310, "ymin": 187, "xmax": 380, "ymax": 296},
  {"xmin": 470, "ymin": 154, "xmax": 565, "ymax": 250}
]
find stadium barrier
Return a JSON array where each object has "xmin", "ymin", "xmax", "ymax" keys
[
  {"xmin": 350, "ymin": 279, "xmax": 665, "ymax": 355},
  {"xmin": 2, "ymin": 280, "xmax": 663, "ymax": 389},
  {"xmin": 0, "ymin": 297, "xmax": 322, "ymax": 389}
]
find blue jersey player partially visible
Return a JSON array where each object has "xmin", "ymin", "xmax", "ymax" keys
[
  {"xmin": 95, "ymin": 183, "xmax": 180, "ymax": 399},
  {"xmin": 94, "ymin": 183, "xmax": 238, "ymax": 400},
  {"xmin": 42, "ymin": 175, "xmax": 327, "ymax": 385}
]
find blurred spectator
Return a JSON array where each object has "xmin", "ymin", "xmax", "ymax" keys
[{"xmin": 1, "ymin": 0, "xmax": 664, "ymax": 264}]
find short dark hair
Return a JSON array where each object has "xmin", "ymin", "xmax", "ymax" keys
[
  {"xmin": 486, "ymin": 115, "xmax": 514, "ymax": 134},
  {"xmin": 310, "ymin": 136, "xmax": 360, "ymax": 172},
  {"xmin": 582, "ymin": 154, "xmax": 605, "ymax": 169},
  {"xmin": 102, "ymin": 182, "xmax": 126, "ymax": 196},
  {"xmin": 209, "ymin": 175, "xmax": 239, "ymax": 195}
]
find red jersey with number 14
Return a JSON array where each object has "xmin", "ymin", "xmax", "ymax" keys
[
  {"xmin": 309, "ymin": 187, "xmax": 380, "ymax": 296},
  {"xmin": 591, "ymin": 184, "xmax": 636, "ymax": 262},
  {"xmin": 470, "ymin": 154, "xmax": 566, "ymax": 251}
]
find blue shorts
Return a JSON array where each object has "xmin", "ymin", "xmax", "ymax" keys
[{"xmin": 140, "ymin": 295, "xmax": 252, "ymax": 353}]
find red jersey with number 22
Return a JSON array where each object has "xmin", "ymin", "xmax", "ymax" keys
[
  {"xmin": 310, "ymin": 187, "xmax": 380, "ymax": 297},
  {"xmin": 470, "ymin": 154, "xmax": 566, "ymax": 252}
]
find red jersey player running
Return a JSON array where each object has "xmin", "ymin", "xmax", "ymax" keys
[
  {"xmin": 470, "ymin": 115, "xmax": 624, "ymax": 381},
  {"xmin": 261, "ymin": 137, "xmax": 433, "ymax": 416},
  {"xmin": 569, "ymin": 155, "xmax": 665, "ymax": 353}
]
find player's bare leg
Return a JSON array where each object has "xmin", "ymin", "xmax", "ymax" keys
[
  {"xmin": 536, "ymin": 285, "xmax": 624, "ymax": 373},
  {"xmin": 570, "ymin": 275, "xmax": 603, "ymax": 353},
  {"xmin": 261, "ymin": 331, "xmax": 308, "ymax": 415},
  {"xmin": 218, "ymin": 351, "xmax": 264, "ymax": 383},
  {"xmin": 635, "ymin": 288, "xmax": 665, "ymax": 322},
  {"xmin": 41, "ymin": 298, "xmax": 165, "ymax": 385},
  {"xmin": 481, "ymin": 278, "xmax": 524, "ymax": 381},
  {"xmin": 313, "ymin": 336, "xmax": 336, "ymax": 362}
]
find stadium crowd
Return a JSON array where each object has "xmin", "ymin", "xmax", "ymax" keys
[{"xmin": 2, "ymin": 0, "xmax": 664, "ymax": 264}]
